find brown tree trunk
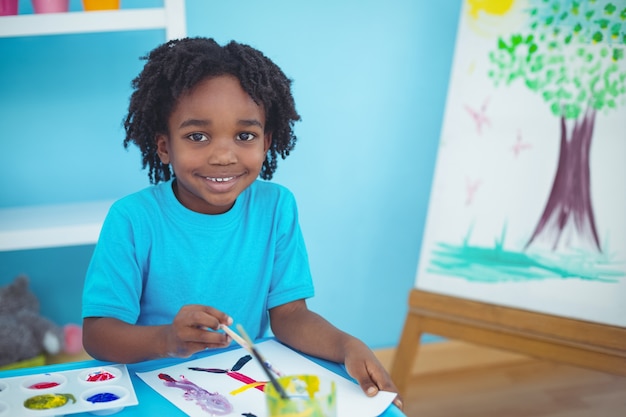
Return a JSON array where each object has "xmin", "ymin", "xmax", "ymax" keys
[{"xmin": 525, "ymin": 108, "xmax": 601, "ymax": 253}]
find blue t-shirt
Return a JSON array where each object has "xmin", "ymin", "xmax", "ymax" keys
[{"xmin": 82, "ymin": 180, "xmax": 314, "ymax": 340}]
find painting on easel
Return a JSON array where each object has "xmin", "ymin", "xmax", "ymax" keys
[{"xmin": 415, "ymin": 0, "xmax": 626, "ymax": 326}]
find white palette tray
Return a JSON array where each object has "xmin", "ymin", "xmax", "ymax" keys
[{"xmin": 0, "ymin": 364, "xmax": 138, "ymax": 416}]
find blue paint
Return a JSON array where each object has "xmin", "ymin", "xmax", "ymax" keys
[{"xmin": 86, "ymin": 392, "xmax": 120, "ymax": 403}]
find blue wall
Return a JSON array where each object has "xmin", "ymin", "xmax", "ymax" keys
[{"xmin": 0, "ymin": 0, "xmax": 461, "ymax": 349}]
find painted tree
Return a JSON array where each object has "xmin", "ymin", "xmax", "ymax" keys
[{"xmin": 488, "ymin": 0, "xmax": 626, "ymax": 253}]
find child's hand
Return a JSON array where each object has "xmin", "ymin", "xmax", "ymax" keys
[
  {"xmin": 165, "ymin": 304, "xmax": 232, "ymax": 357},
  {"xmin": 344, "ymin": 341, "xmax": 404, "ymax": 411}
]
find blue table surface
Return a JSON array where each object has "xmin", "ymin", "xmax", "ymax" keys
[{"xmin": 0, "ymin": 341, "xmax": 405, "ymax": 417}]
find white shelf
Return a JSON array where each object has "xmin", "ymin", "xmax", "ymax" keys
[
  {"xmin": 0, "ymin": 1, "xmax": 186, "ymax": 252},
  {"xmin": 0, "ymin": 0, "xmax": 186, "ymax": 40},
  {"xmin": 0, "ymin": 200, "xmax": 114, "ymax": 251}
]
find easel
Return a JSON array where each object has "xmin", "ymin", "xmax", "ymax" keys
[{"xmin": 390, "ymin": 289, "xmax": 626, "ymax": 397}]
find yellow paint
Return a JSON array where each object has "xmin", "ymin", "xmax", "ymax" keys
[
  {"xmin": 468, "ymin": 0, "xmax": 515, "ymax": 19},
  {"xmin": 266, "ymin": 375, "xmax": 336, "ymax": 417},
  {"xmin": 229, "ymin": 381, "xmax": 266, "ymax": 395},
  {"xmin": 468, "ymin": 61, "xmax": 476, "ymax": 76},
  {"xmin": 269, "ymin": 410, "xmax": 314, "ymax": 417},
  {"xmin": 23, "ymin": 393, "xmax": 76, "ymax": 410}
]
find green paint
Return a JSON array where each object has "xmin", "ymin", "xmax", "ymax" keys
[
  {"xmin": 605, "ymin": 3, "xmax": 617, "ymax": 14},
  {"xmin": 427, "ymin": 232, "xmax": 625, "ymax": 284},
  {"xmin": 488, "ymin": 0, "xmax": 626, "ymax": 119}
]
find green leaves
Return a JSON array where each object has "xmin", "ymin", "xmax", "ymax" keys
[
  {"xmin": 604, "ymin": 3, "xmax": 617, "ymax": 15},
  {"xmin": 487, "ymin": 0, "xmax": 626, "ymax": 119},
  {"xmin": 593, "ymin": 31, "xmax": 604, "ymax": 42}
]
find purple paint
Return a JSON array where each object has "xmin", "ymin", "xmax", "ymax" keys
[
  {"xmin": 526, "ymin": 109, "xmax": 601, "ymax": 253},
  {"xmin": 158, "ymin": 373, "xmax": 232, "ymax": 415}
]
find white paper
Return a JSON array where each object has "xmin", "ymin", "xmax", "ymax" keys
[{"xmin": 136, "ymin": 340, "xmax": 395, "ymax": 417}]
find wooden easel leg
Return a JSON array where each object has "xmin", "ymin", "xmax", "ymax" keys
[{"xmin": 391, "ymin": 310, "xmax": 422, "ymax": 397}]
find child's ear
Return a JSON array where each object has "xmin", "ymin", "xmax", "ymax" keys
[
  {"xmin": 156, "ymin": 134, "xmax": 171, "ymax": 164},
  {"xmin": 264, "ymin": 132, "xmax": 272, "ymax": 152}
]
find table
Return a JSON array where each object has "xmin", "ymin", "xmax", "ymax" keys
[{"xmin": 0, "ymin": 342, "xmax": 406, "ymax": 416}]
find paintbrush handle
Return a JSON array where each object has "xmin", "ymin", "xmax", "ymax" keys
[
  {"xmin": 220, "ymin": 324, "xmax": 251, "ymax": 352},
  {"xmin": 233, "ymin": 323, "xmax": 288, "ymax": 396},
  {"xmin": 251, "ymin": 346, "xmax": 289, "ymax": 399},
  {"xmin": 263, "ymin": 360, "xmax": 284, "ymax": 377}
]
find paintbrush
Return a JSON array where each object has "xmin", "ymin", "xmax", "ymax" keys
[
  {"xmin": 219, "ymin": 324, "xmax": 251, "ymax": 352},
  {"xmin": 219, "ymin": 324, "xmax": 284, "ymax": 377},
  {"xmin": 236, "ymin": 324, "xmax": 289, "ymax": 400}
]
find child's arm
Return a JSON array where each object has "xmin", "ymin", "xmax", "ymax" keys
[
  {"xmin": 269, "ymin": 300, "xmax": 403, "ymax": 410},
  {"xmin": 82, "ymin": 305, "xmax": 232, "ymax": 363}
]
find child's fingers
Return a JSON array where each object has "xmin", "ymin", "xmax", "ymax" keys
[
  {"xmin": 175, "ymin": 304, "xmax": 232, "ymax": 331},
  {"xmin": 393, "ymin": 395, "xmax": 404, "ymax": 411},
  {"xmin": 167, "ymin": 326, "xmax": 230, "ymax": 357},
  {"xmin": 197, "ymin": 305, "xmax": 233, "ymax": 327},
  {"xmin": 346, "ymin": 358, "xmax": 403, "ymax": 409},
  {"xmin": 355, "ymin": 372, "xmax": 403, "ymax": 411}
]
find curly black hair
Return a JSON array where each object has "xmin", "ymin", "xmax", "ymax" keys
[{"xmin": 123, "ymin": 37, "xmax": 301, "ymax": 183}]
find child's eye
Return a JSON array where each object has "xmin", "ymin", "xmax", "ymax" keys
[
  {"xmin": 187, "ymin": 132, "xmax": 208, "ymax": 142},
  {"xmin": 237, "ymin": 132, "xmax": 256, "ymax": 141}
]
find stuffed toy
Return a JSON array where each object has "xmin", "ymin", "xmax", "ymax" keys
[{"xmin": 0, "ymin": 275, "xmax": 83, "ymax": 368}]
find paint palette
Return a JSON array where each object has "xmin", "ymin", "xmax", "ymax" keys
[{"xmin": 0, "ymin": 364, "xmax": 138, "ymax": 416}]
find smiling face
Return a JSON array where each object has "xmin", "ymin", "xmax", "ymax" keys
[{"xmin": 156, "ymin": 75, "xmax": 271, "ymax": 214}]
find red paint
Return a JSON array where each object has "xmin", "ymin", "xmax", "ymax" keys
[
  {"xmin": 28, "ymin": 382, "xmax": 60, "ymax": 389},
  {"xmin": 159, "ymin": 373, "xmax": 176, "ymax": 382},
  {"xmin": 227, "ymin": 371, "xmax": 266, "ymax": 392},
  {"xmin": 87, "ymin": 371, "xmax": 116, "ymax": 382}
]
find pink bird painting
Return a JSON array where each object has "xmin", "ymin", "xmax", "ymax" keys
[{"xmin": 464, "ymin": 96, "xmax": 491, "ymax": 135}]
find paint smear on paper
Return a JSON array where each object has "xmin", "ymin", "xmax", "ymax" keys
[
  {"xmin": 158, "ymin": 373, "xmax": 232, "ymax": 415},
  {"xmin": 189, "ymin": 354, "xmax": 268, "ymax": 394}
]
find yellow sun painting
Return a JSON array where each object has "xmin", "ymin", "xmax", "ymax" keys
[
  {"xmin": 466, "ymin": 0, "xmax": 528, "ymax": 38},
  {"xmin": 468, "ymin": 0, "xmax": 515, "ymax": 18}
]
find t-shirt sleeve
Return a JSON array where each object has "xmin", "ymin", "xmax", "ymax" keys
[
  {"xmin": 81, "ymin": 202, "xmax": 143, "ymax": 324},
  {"xmin": 266, "ymin": 190, "xmax": 315, "ymax": 309}
]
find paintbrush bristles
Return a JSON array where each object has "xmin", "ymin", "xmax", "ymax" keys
[
  {"xmin": 251, "ymin": 345, "xmax": 289, "ymax": 399},
  {"xmin": 235, "ymin": 324, "xmax": 289, "ymax": 400},
  {"xmin": 233, "ymin": 324, "xmax": 285, "ymax": 377}
]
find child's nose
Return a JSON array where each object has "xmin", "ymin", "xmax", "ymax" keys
[{"xmin": 207, "ymin": 139, "xmax": 237, "ymax": 165}]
